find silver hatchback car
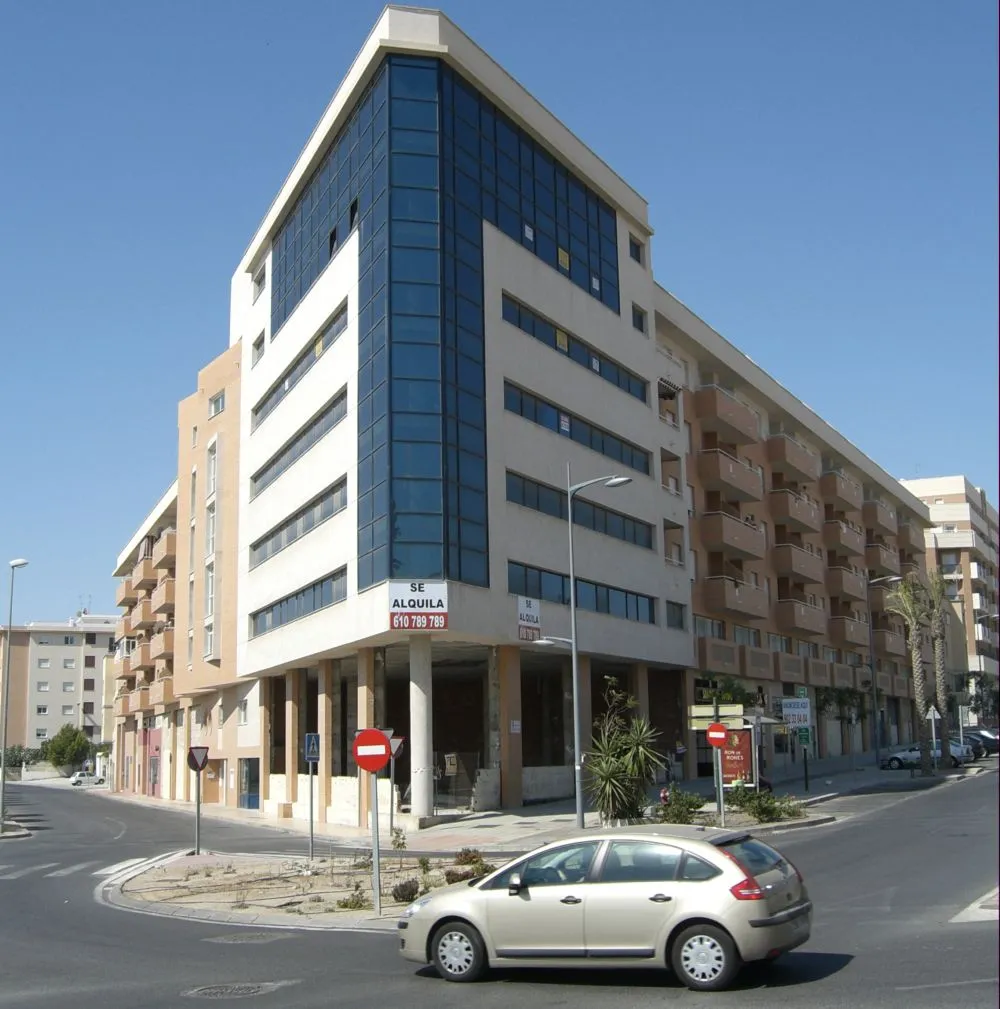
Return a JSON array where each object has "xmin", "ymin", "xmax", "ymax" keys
[{"xmin": 398, "ymin": 825, "xmax": 811, "ymax": 992}]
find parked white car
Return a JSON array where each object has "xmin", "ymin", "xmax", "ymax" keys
[
  {"xmin": 69, "ymin": 771, "xmax": 104, "ymax": 786},
  {"xmin": 885, "ymin": 742, "xmax": 969, "ymax": 769}
]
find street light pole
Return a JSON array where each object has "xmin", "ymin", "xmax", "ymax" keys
[
  {"xmin": 563, "ymin": 464, "xmax": 632, "ymax": 829},
  {"xmin": 0, "ymin": 559, "xmax": 28, "ymax": 833}
]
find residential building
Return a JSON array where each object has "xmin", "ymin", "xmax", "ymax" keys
[
  {"xmin": 0, "ymin": 612, "xmax": 117, "ymax": 748},
  {"xmin": 656, "ymin": 293, "xmax": 932, "ymax": 775},
  {"xmin": 229, "ymin": 5, "xmax": 691, "ymax": 824},
  {"xmin": 111, "ymin": 483, "xmax": 177, "ymax": 796},
  {"xmin": 899, "ymin": 476, "xmax": 999, "ymax": 691}
]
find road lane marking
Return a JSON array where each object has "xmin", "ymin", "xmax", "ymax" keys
[
  {"xmin": 950, "ymin": 885, "xmax": 1000, "ymax": 923},
  {"xmin": 897, "ymin": 978, "xmax": 998, "ymax": 991},
  {"xmin": 45, "ymin": 862, "xmax": 98, "ymax": 877},
  {"xmin": 91, "ymin": 858, "xmax": 146, "ymax": 877},
  {"xmin": 0, "ymin": 863, "xmax": 58, "ymax": 879}
]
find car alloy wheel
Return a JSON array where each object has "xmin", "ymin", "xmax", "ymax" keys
[
  {"xmin": 888, "ymin": 758, "xmax": 902, "ymax": 769},
  {"xmin": 431, "ymin": 922, "xmax": 486, "ymax": 983},
  {"xmin": 671, "ymin": 923, "xmax": 740, "ymax": 992}
]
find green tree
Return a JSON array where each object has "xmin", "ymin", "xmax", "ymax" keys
[
  {"xmin": 700, "ymin": 675, "xmax": 761, "ymax": 709},
  {"xmin": 970, "ymin": 672, "xmax": 998, "ymax": 722},
  {"xmin": 885, "ymin": 575, "xmax": 933, "ymax": 775},
  {"xmin": 927, "ymin": 570, "xmax": 953, "ymax": 737},
  {"xmin": 45, "ymin": 725, "xmax": 91, "ymax": 770},
  {"xmin": 815, "ymin": 687, "xmax": 865, "ymax": 755},
  {"xmin": 587, "ymin": 677, "xmax": 664, "ymax": 824},
  {"xmin": 2, "ymin": 745, "xmax": 42, "ymax": 768}
]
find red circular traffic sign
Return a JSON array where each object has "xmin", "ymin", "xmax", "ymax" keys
[
  {"xmin": 353, "ymin": 728, "xmax": 391, "ymax": 773},
  {"xmin": 706, "ymin": 723, "xmax": 728, "ymax": 748}
]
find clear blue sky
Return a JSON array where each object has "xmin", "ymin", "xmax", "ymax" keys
[{"xmin": 0, "ymin": 1, "xmax": 996, "ymax": 621}]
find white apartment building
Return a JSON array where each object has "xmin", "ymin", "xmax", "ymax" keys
[
  {"xmin": 229, "ymin": 6, "xmax": 692, "ymax": 823},
  {"xmin": 22, "ymin": 613, "xmax": 117, "ymax": 745},
  {"xmin": 900, "ymin": 475, "xmax": 999, "ymax": 682}
]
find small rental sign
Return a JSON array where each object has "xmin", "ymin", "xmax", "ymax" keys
[{"xmin": 389, "ymin": 580, "xmax": 448, "ymax": 630}]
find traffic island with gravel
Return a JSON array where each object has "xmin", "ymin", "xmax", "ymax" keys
[{"xmin": 115, "ymin": 846, "xmax": 504, "ymax": 929}]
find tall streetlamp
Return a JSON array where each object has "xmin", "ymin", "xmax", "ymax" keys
[
  {"xmin": 537, "ymin": 465, "xmax": 631, "ymax": 829},
  {"xmin": 0, "ymin": 559, "xmax": 29, "ymax": 833},
  {"xmin": 865, "ymin": 573, "xmax": 901, "ymax": 766}
]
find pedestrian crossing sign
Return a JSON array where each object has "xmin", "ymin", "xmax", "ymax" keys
[{"xmin": 304, "ymin": 733, "xmax": 320, "ymax": 763}]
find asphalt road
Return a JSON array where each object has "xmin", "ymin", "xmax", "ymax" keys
[{"xmin": 0, "ymin": 772, "xmax": 996, "ymax": 1008}]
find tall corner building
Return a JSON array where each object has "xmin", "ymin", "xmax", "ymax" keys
[
  {"xmin": 900, "ymin": 476, "xmax": 999, "ymax": 687},
  {"xmin": 229, "ymin": 6, "xmax": 691, "ymax": 820}
]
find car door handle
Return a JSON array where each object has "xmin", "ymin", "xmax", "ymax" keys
[
  {"xmin": 560, "ymin": 896, "xmax": 582, "ymax": 905},
  {"xmin": 649, "ymin": 894, "xmax": 673, "ymax": 903}
]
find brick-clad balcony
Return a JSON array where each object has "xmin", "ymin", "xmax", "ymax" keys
[
  {"xmin": 806, "ymin": 659, "xmax": 831, "ymax": 687},
  {"xmin": 152, "ymin": 529, "xmax": 176, "ymax": 570},
  {"xmin": 150, "ymin": 627, "xmax": 174, "ymax": 660},
  {"xmin": 897, "ymin": 522, "xmax": 926, "ymax": 554},
  {"xmin": 829, "ymin": 616, "xmax": 869, "ymax": 648},
  {"xmin": 766, "ymin": 434, "xmax": 821, "ymax": 483},
  {"xmin": 128, "ymin": 599, "xmax": 154, "ymax": 633},
  {"xmin": 826, "ymin": 566, "xmax": 867, "ymax": 601},
  {"xmin": 863, "ymin": 499, "xmax": 898, "ymax": 537},
  {"xmin": 823, "ymin": 520, "xmax": 865, "ymax": 556},
  {"xmin": 698, "ymin": 512, "xmax": 766, "ymax": 559},
  {"xmin": 866, "ymin": 542, "xmax": 901, "ymax": 577},
  {"xmin": 773, "ymin": 652, "xmax": 805, "ymax": 683},
  {"xmin": 131, "ymin": 641, "xmax": 152, "ymax": 672},
  {"xmin": 151, "ymin": 578, "xmax": 175, "ymax": 615},
  {"xmin": 697, "ymin": 450, "xmax": 763, "ymax": 501},
  {"xmin": 149, "ymin": 677, "xmax": 175, "ymax": 707},
  {"xmin": 740, "ymin": 645, "xmax": 774, "ymax": 680},
  {"xmin": 832, "ymin": 663, "xmax": 856, "ymax": 688},
  {"xmin": 115, "ymin": 577, "xmax": 137, "ymax": 608},
  {"xmin": 820, "ymin": 470, "xmax": 864, "ymax": 512},
  {"xmin": 703, "ymin": 577, "xmax": 770, "ymax": 620},
  {"xmin": 776, "ymin": 599, "xmax": 827, "ymax": 636},
  {"xmin": 696, "ymin": 636, "xmax": 740, "ymax": 676},
  {"xmin": 132, "ymin": 556, "xmax": 156, "ymax": 590},
  {"xmin": 874, "ymin": 629, "xmax": 906, "ymax": 657},
  {"xmin": 128, "ymin": 687, "xmax": 150, "ymax": 714},
  {"xmin": 693, "ymin": 385, "xmax": 760, "ymax": 444},
  {"xmin": 773, "ymin": 544, "xmax": 825, "ymax": 584},
  {"xmin": 769, "ymin": 489, "xmax": 822, "ymax": 532},
  {"xmin": 114, "ymin": 695, "xmax": 129, "ymax": 717}
]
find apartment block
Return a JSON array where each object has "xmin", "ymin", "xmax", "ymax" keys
[
  {"xmin": 900, "ymin": 476, "xmax": 999, "ymax": 684},
  {"xmin": 0, "ymin": 613, "xmax": 117, "ymax": 749},
  {"xmin": 111, "ymin": 483, "xmax": 177, "ymax": 795},
  {"xmin": 655, "ymin": 294, "xmax": 932, "ymax": 776}
]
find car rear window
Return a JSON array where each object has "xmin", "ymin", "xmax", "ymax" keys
[{"xmin": 717, "ymin": 837, "xmax": 785, "ymax": 876}]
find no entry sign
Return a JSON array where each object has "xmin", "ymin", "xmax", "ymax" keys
[
  {"xmin": 706, "ymin": 723, "xmax": 728, "ymax": 748},
  {"xmin": 353, "ymin": 728, "xmax": 391, "ymax": 773}
]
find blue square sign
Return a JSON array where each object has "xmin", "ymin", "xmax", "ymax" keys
[{"xmin": 304, "ymin": 732, "xmax": 320, "ymax": 763}]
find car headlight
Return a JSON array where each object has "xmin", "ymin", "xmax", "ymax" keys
[{"xmin": 400, "ymin": 896, "xmax": 433, "ymax": 919}]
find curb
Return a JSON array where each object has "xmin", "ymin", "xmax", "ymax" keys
[
  {"xmin": 754, "ymin": 814, "xmax": 837, "ymax": 833},
  {"xmin": 0, "ymin": 821, "xmax": 32, "ymax": 840}
]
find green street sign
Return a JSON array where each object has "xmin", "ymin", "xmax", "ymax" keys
[
  {"xmin": 796, "ymin": 687, "xmax": 808, "ymax": 699},
  {"xmin": 797, "ymin": 727, "xmax": 810, "ymax": 744}
]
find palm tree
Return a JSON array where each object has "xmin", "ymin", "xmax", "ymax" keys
[
  {"xmin": 885, "ymin": 575, "xmax": 933, "ymax": 775},
  {"xmin": 927, "ymin": 570, "xmax": 952, "ymax": 742}
]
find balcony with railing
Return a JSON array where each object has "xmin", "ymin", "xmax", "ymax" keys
[
  {"xmin": 873, "ymin": 629, "xmax": 905, "ymax": 657},
  {"xmin": 773, "ymin": 543, "xmax": 825, "ymax": 584},
  {"xmin": 128, "ymin": 686, "xmax": 151, "ymax": 714},
  {"xmin": 696, "ymin": 636, "xmax": 740, "ymax": 676},
  {"xmin": 149, "ymin": 677, "xmax": 175, "ymax": 707},
  {"xmin": 697, "ymin": 449, "xmax": 763, "ymax": 501},
  {"xmin": 830, "ymin": 616, "xmax": 869, "ymax": 648},
  {"xmin": 766, "ymin": 433, "xmax": 821, "ymax": 483},
  {"xmin": 132, "ymin": 555, "xmax": 156, "ymax": 590},
  {"xmin": 150, "ymin": 627, "xmax": 174, "ymax": 660},
  {"xmin": 703, "ymin": 576, "xmax": 770, "ymax": 620},
  {"xmin": 152, "ymin": 577, "xmax": 175, "ymax": 615},
  {"xmin": 769, "ymin": 488, "xmax": 822, "ymax": 532},
  {"xmin": 820, "ymin": 469, "xmax": 864, "ymax": 512},
  {"xmin": 863, "ymin": 498, "xmax": 898, "ymax": 536},
  {"xmin": 115, "ymin": 576, "xmax": 137, "ymax": 608},
  {"xmin": 826, "ymin": 566, "xmax": 866, "ymax": 601},
  {"xmin": 693, "ymin": 385, "xmax": 759, "ymax": 444},
  {"xmin": 131, "ymin": 640, "xmax": 152, "ymax": 672},
  {"xmin": 128, "ymin": 599, "xmax": 154, "ymax": 634},
  {"xmin": 698, "ymin": 512, "xmax": 766, "ymax": 559},
  {"xmin": 897, "ymin": 521, "xmax": 926, "ymax": 554},
  {"xmin": 866, "ymin": 542, "xmax": 901, "ymax": 577},
  {"xmin": 152, "ymin": 529, "xmax": 176, "ymax": 570},
  {"xmin": 776, "ymin": 599, "xmax": 827, "ymax": 636},
  {"xmin": 823, "ymin": 519, "xmax": 865, "ymax": 556}
]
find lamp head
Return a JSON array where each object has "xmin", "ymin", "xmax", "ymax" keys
[
  {"xmin": 604, "ymin": 476, "xmax": 632, "ymax": 489},
  {"xmin": 8, "ymin": 559, "xmax": 27, "ymax": 570}
]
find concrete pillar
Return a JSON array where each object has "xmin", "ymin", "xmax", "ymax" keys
[
  {"xmin": 374, "ymin": 648, "xmax": 387, "ymax": 729},
  {"xmin": 180, "ymin": 705, "xmax": 192, "ymax": 801},
  {"xmin": 318, "ymin": 660, "xmax": 333, "ymax": 823},
  {"xmin": 486, "ymin": 647, "xmax": 501, "ymax": 773},
  {"xmin": 258, "ymin": 677, "xmax": 271, "ymax": 805},
  {"xmin": 330, "ymin": 660, "xmax": 343, "ymax": 775},
  {"xmin": 284, "ymin": 669, "xmax": 299, "ymax": 803},
  {"xmin": 498, "ymin": 646, "xmax": 522, "ymax": 808},
  {"xmin": 357, "ymin": 649, "xmax": 375, "ymax": 826},
  {"xmin": 682, "ymin": 668, "xmax": 698, "ymax": 782},
  {"xmin": 630, "ymin": 663, "xmax": 650, "ymax": 722},
  {"xmin": 409, "ymin": 636, "xmax": 434, "ymax": 818}
]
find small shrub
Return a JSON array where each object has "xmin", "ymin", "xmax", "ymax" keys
[
  {"xmin": 336, "ymin": 881, "xmax": 372, "ymax": 911},
  {"xmin": 655, "ymin": 787, "xmax": 705, "ymax": 824},
  {"xmin": 392, "ymin": 878, "xmax": 420, "ymax": 903},
  {"xmin": 444, "ymin": 868, "xmax": 476, "ymax": 885},
  {"xmin": 417, "ymin": 856, "xmax": 431, "ymax": 874},
  {"xmin": 454, "ymin": 847, "xmax": 483, "ymax": 866},
  {"xmin": 353, "ymin": 851, "xmax": 373, "ymax": 870}
]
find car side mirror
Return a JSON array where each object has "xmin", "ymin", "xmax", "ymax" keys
[{"xmin": 508, "ymin": 872, "xmax": 524, "ymax": 895}]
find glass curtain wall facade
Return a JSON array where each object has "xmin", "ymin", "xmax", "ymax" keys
[{"xmin": 269, "ymin": 53, "xmax": 620, "ymax": 592}]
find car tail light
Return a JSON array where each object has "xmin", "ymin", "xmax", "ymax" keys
[{"xmin": 730, "ymin": 876, "xmax": 766, "ymax": 901}]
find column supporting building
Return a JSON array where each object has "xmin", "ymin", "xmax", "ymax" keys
[
  {"xmin": 409, "ymin": 636, "xmax": 433, "ymax": 818},
  {"xmin": 284, "ymin": 669, "xmax": 300, "ymax": 805},
  {"xmin": 497, "ymin": 645, "xmax": 522, "ymax": 808}
]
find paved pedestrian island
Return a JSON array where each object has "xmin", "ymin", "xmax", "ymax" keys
[{"xmin": 949, "ymin": 886, "xmax": 1000, "ymax": 923}]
